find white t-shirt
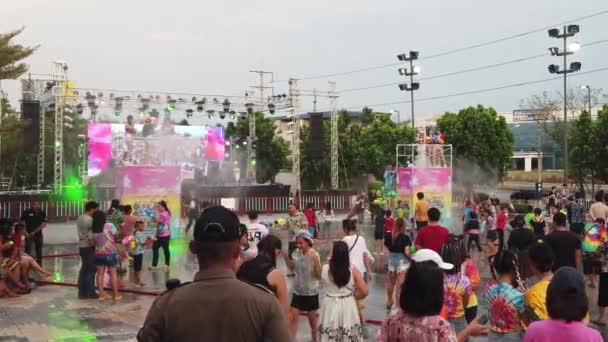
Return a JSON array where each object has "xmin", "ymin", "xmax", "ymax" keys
[
  {"xmin": 245, "ymin": 222, "xmax": 269, "ymax": 258},
  {"xmin": 342, "ymin": 234, "xmax": 374, "ymax": 275}
]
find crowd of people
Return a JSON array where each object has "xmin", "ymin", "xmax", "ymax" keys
[
  {"xmin": 4, "ymin": 189, "xmax": 608, "ymax": 341},
  {"xmin": 0, "ymin": 201, "xmax": 52, "ymax": 298},
  {"xmin": 75, "ymin": 198, "xmax": 174, "ymax": 300}
]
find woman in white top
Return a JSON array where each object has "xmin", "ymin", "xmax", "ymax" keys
[
  {"xmin": 319, "ymin": 241, "xmax": 368, "ymax": 342},
  {"xmin": 342, "ymin": 220, "xmax": 375, "ymax": 337}
]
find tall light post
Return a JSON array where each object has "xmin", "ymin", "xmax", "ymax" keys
[
  {"xmin": 581, "ymin": 85, "xmax": 592, "ymax": 114},
  {"xmin": 548, "ymin": 24, "xmax": 581, "ymax": 183},
  {"xmin": 397, "ymin": 51, "xmax": 420, "ymax": 129}
]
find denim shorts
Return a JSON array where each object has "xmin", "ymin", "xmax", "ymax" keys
[
  {"xmin": 388, "ymin": 252, "xmax": 409, "ymax": 273},
  {"xmin": 94, "ymin": 253, "xmax": 118, "ymax": 267}
]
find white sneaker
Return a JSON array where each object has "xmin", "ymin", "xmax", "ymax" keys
[{"xmin": 148, "ymin": 266, "xmax": 158, "ymax": 271}]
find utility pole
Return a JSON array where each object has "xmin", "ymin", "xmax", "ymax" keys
[
  {"xmin": 313, "ymin": 89, "xmax": 318, "ymax": 112},
  {"xmin": 248, "ymin": 70, "xmax": 274, "ymax": 183},
  {"xmin": 289, "ymin": 79, "xmax": 301, "ymax": 198},
  {"xmin": 329, "ymin": 82, "xmax": 339, "ymax": 190}
]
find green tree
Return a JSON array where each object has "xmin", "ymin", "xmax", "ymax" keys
[
  {"xmin": 301, "ymin": 110, "xmax": 416, "ymax": 190},
  {"xmin": 437, "ymin": 105, "xmax": 514, "ymax": 195},
  {"xmin": 226, "ymin": 112, "xmax": 290, "ymax": 183},
  {"xmin": 568, "ymin": 111, "xmax": 597, "ymax": 194},
  {"xmin": 0, "ymin": 28, "xmax": 37, "ymax": 79}
]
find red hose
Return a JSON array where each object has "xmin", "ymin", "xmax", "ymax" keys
[{"xmin": 42, "ymin": 253, "xmax": 80, "ymax": 259}]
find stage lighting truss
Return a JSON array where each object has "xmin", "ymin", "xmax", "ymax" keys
[{"xmin": 56, "ymin": 88, "xmax": 294, "ymax": 122}]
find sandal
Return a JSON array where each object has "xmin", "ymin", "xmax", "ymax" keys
[
  {"xmin": 113, "ymin": 295, "xmax": 123, "ymax": 301},
  {"xmin": 98, "ymin": 294, "xmax": 112, "ymax": 301}
]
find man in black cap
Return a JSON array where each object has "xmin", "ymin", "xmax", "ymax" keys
[{"xmin": 138, "ymin": 206, "xmax": 290, "ymax": 342}]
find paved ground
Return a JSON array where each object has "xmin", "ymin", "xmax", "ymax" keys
[{"xmin": 2, "ymin": 216, "xmax": 607, "ymax": 341}]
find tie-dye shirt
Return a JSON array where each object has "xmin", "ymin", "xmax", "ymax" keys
[
  {"xmin": 93, "ymin": 223, "xmax": 117, "ymax": 256},
  {"xmin": 484, "ymin": 282, "xmax": 525, "ymax": 333},
  {"xmin": 582, "ymin": 223, "xmax": 607, "ymax": 253},
  {"xmin": 441, "ymin": 273, "xmax": 472, "ymax": 319},
  {"xmin": 463, "ymin": 259, "xmax": 480, "ymax": 308},
  {"xmin": 156, "ymin": 211, "xmax": 171, "ymax": 237}
]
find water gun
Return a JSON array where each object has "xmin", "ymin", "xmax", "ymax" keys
[{"xmin": 410, "ymin": 245, "xmax": 417, "ymax": 254}]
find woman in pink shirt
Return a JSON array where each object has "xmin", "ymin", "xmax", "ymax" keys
[{"xmin": 150, "ymin": 200, "xmax": 171, "ymax": 270}]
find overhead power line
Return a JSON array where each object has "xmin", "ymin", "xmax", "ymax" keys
[
  {"xmin": 340, "ymin": 38, "xmax": 608, "ymax": 93},
  {"xmin": 334, "ymin": 66, "xmax": 608, "ymax": 110},
  {"xmin": 273, "ymin": 8, "xmax": 608, "ymax": 82}
]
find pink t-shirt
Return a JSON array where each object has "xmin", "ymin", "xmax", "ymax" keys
[
  {"xmin": 523, "ymin": 320, "xmax": 602, "ymax": 342},
  {"xmin": 157, "ymin": 211, "xmax": 171, "ymax": 237}
]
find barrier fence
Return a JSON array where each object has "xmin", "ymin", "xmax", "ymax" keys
[{"xmin": 0, "ymin": 195, "xmax": 354, "ymax": 222}]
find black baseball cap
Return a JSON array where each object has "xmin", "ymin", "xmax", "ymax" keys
[
  {"xmin": 548, "ymin": 266, "xmax": 585, "ymax": 297},
  {"xmin": 194, "ymin": 206, "xmax": 241, "ymax": 242}
]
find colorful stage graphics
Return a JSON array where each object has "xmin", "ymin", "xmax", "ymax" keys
[
  {"xmin": 116, "ymin": 166, "xmax": 181, "ymax": 235},
  {"xmin": 396, "ymin": 167, "xmax": 453, "ymax": 229},
  {"xmin": 205, "ymin": 126, "xmax": 225, "ymax": 161},
  {"xmin": 87, "ymin": 123, "xmax": 113, "ymax": 177},
  {"xmin": 87, "ymin": 122, "xmax": 223, "ymax": 176}
]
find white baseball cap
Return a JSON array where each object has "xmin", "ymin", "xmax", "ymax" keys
[{"xmin": 411, "ymin": 249, "xmax": 454, "ymax": 270}]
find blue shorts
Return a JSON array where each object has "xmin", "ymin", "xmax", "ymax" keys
[
  {"xmin": 94, "ymin": 253, "xmax": 118, "ymax": 267},
  {"xmin": 388, "ymin": 252, "xmax": 409, "ymax": 273}
]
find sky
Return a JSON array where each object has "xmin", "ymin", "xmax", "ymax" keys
[{"xmin": 1, "ymin": 0, "xmax": 608, "ymax": 122}]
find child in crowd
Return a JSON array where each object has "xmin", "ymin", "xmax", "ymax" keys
[
  {"xmin": 524, "ymin": 206, "xmax": 534, "ymax": 230},
  {"xmin": 530, "ymin": 208, "xmax": 546, "ymax": 237},
  {"xmin": 303, "ymin": 202, "xmax": 318, "ymax": 238},
  {"xmin": 465, "ymin": 213, "xmax": 482, "ymax": 253},
  {"xmin": 496, "ymin": 206, "xmax": 508, "ymax": 250},
  {"xmin": 439, "ymin": 237, "xmax": 471, "ymax": 335},
  {"xmin": 484, "ymin": 249, "xmax": 526, "ymax": 341},
  {"xmin": 458, "ymin": 237, "xmax": 481, "ymax": 323},
  {"xmin": 131, "ymin": 221, "xmax": 147, "ymax": 287},
  {"xmin": 582, "ymin": 219, "xmax": 607, "ymax": 289},
  {"xmin": 524, "ymin": 241, "xmax": 554, "ymax": 324}
]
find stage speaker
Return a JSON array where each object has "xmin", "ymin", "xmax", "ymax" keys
[
  {"xmin": 309, "ymin": 113, "xmax": 324, "ymax": 158},
  {"xmin": 21, "ymin": 100, "xmax": 40, "ymax": 153}
]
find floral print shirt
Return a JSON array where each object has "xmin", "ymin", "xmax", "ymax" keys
[{"xmin": 377, "ymin": 311, "xmax": 457, "ymax": 342}]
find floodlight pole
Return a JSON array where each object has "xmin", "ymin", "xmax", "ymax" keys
[
  {"xmin": 409, "ymin": 59, "xmax": 415, "ymax": 130},
  {"xmin": 562, "ymin": 26, "xmax": 568, "ymax": 184}
]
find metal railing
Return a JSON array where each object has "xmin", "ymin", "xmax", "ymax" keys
[{"xmin": 0, "ymin": 195, "xmax": 354, "ymax": 222}]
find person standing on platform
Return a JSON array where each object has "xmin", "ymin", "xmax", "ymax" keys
[
  {"xmin": 21, "ymin": 200, "xmax": 47, "ymax": 265},
  {"xmin": 415, "ymin": 192, "xmax": 430, "ymax": 232},
  {"xmin": 77, "ymin": 201, "xmax": 99, "ymax": 299}
]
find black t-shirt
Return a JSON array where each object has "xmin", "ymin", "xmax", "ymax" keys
[
  {"xmin": 20, "ymin": 208, "xmax": 47, "ymax": 234},
  {"xmin": 375, "ymin": 216, "xmax": 386, "ymax": 234},
  {"xmin": 236, "ymin": 255, "xmax": 276, "ymax": 294},
  {"xmin": 530, "ymin": 218, "xmax": 546, "ymax": 236},
  {"xmin": 508, "ymin": 228, "xmax": 536, "ymax": 251},
  {"xmin": 545, "ymin": 230, "xmax": 581, "ymax": 270},
  {"xmin": 388, "ymin": 233, "xmax": 412, "ymax": 254}
]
